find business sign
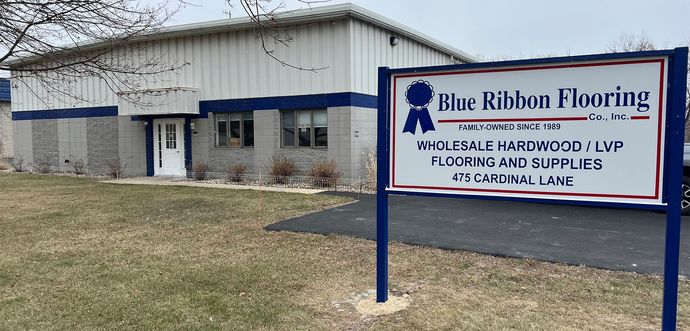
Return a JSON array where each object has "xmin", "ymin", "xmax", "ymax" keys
[
  {"xmin": 389, "ymin": 58, "xmax": 668, "ymax": 205},
  {"xmin": 377, "ymin": 49, "xmax": 688, "ymax": 329}
]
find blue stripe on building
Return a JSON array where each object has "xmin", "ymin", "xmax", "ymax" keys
[
  {"xmin": 12, "ymin": 106, "xmax": 118, "ymax": 120},
  {"xmin": 0, "ymin": 78, "xmax": 10, "ymax": 102},
  {"xmin": 12, "ymin": 92, "xmax": 378, "ymax": 121},
  {"xmin": 145, "ymin": 118, "xmax": 154, "ymax": 177},
  {"xmin": 199, "ymin": 92, "xmax": 377, "ymax": 114}
]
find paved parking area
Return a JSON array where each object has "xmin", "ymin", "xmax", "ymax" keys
[{"xmin": 267, "ymin": 193, "xmax": 690, "ymax": 276}]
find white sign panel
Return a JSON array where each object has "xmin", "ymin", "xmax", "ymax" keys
[{"xmin": 389, "ymin": 58, "xmax": 668, "ymax": 205}]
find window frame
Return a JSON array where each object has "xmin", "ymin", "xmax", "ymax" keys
[
  {"xmin": 280, "ymin": 109, "xmax": 328, "ymax": 149},
  {"xmin": 214, "ymin": 111, "xmax": 254, "ymax": 148}
]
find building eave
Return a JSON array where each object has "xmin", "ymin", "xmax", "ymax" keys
[{"xmin": 5, "ymin": 3, "xmax": 477, "ymax": 67}]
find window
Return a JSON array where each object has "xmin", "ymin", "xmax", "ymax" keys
[
  {"xmin": 314, "ymin": 110, "xmax": 327, "ymax": 147},
  {"xmin": 216, "ymin": 114, "xmax": 228, "ymax": 147},
  {"xmin": 243, "ymin": 112, "xmax": 254, "ymax": 147},
  {"xmin": 282, "ymin": 111, "xmax": 295, "ymax": 147},
  {"xmin": 229, "ymin": 113, "xmax": 241, "ymax": 147},
  {"xmin": 215, "ymin": 112, "xmax": 254, "ymax": 147},
  {"xmin": 165, "ymin": 123, "xmax": 177, "ymax": 149},
  {"xmin": 281, "ymin": 109, "xmax": 327, "ymax": 148},
  {"xmin": 297, "ymin": 111, "xmax": 311, "ymax": 147}
]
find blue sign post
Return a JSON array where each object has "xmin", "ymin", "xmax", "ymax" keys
[{"xmin": 376, "ymin": 48, "xmax": 688, "ymax": 330}]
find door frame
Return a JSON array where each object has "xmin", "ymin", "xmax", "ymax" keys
[{"xmin": 153, "ymin": 118, "xmax": 185, "ymax": 176}]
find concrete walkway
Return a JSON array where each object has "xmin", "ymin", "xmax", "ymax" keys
[{"xmin": 102, "ymin": 176, "xmax": 326, "ymax": 194}]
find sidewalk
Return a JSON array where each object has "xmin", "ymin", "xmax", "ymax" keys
[{"xmin": 102, "ymin": 176, "xmax": 326, "ymax": 194}]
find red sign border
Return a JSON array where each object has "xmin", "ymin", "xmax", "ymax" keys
[{"xmin": 390, "ymin": 58, "xmax": 667, "ymax": 201}]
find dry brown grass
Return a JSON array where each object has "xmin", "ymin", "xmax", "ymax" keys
[{"xmin": 0, "ymin": 173, "xmax": 688, "ymax": 330}]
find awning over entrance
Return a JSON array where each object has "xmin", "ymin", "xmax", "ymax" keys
[{"xmin": 117, "ymin": 87, "xmax": 200, "ymax": 116}]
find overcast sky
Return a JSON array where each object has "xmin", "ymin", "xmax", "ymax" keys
[{"xmin": 166, "ymin": 0, "xmax": 690, "ymax": 60}]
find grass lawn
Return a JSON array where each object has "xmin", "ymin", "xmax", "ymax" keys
[{"xmin": 0, "ymin": 173, "xmax": 688, "ymax": 330}]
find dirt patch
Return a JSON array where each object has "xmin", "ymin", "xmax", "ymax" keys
[{"xmin": 353, "ymin": 290, "xmax": 411, "ymax": 316}]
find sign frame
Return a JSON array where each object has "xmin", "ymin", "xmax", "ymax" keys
[{"xmin": 375, "ymin": 48, "xmax": 688, "ymax": 330}]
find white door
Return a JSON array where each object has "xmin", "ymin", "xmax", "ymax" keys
[{"xmin": 154, "ymin": 119, "xmax": 185, "ymax": 176}]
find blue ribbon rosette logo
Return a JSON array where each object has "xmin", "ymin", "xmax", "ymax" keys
[{"xmin": 403, "ymin": 80, "xmax": 436, "ymax": 135}]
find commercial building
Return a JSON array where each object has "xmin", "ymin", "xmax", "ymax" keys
[
  {"xmin": 0, "ymin": 78, "xmax": 11, "ymax": 158},
  {"xmin": 10, "ymin": 4, "xmax": 474, "ymax": 178}
]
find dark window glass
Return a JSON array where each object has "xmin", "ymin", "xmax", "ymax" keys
[
  {"xmin": 243, "ymin": 114, "xmax": 254, "ymax": 147},
  {"xmin": 297, "ymin": 111, "xmax": 311, "ymax": 147},
  {"xmin": 282, "ymin": 111, "xmax": 295, "ymax": 147},
  {"xmin": 313, "ymin": 110, "xmax": 327, "ymax": 147},
  {"xmin": 315, "ymin": 127, "xmax": 327, "ymax": 147},
  {"xmin": 229, "ymin": 113, "xmax": 241, "ymax": 147},
  {"xmin": 216, "ymin": 114, "xmax": 228, "ymax": 147}
]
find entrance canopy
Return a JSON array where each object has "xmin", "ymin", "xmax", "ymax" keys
[{"xmin": 117, "ymin": 87, "xmax": 200, "ymax": 116}]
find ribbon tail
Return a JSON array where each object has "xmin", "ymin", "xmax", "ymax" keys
[
  {"xmin": 418, "ymin": 108, "xmax": 436, "ymax": 133},
  {"xmin": 402, "ymin": 108, "xmax": 419, "ymax": 134}
]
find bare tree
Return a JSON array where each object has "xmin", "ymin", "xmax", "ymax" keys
[
  {"xmin": 608, "ymin": 33, "xmax": 690, "ymax": 140},
  {"xmin": 0, "ymin": 0, "xmax": 193, "ymax": 117},
  {"xmin": 232, "ymin": 0, "xmax": 330, "ymax": 72},
  {"xmin": 0, "ymin": 0, "xmax": 331, "ymax": 117},
  {"xmin": 607, "ymin": 32, "xmax": 656, "ymax": 53}
]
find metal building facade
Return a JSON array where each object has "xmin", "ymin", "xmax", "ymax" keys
[{"xmin": 10, "ymin": 4, "xmax": 474, "ymax": 178}]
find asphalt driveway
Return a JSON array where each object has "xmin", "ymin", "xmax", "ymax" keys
[{"xmin": 266, "ymin": 192, "xmax": 690, "ymax": 276}]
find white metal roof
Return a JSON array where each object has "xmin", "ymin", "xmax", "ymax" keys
[
  {"xmin": 152, "ymin": 3, "xmax": 477, "ymax": 63},
  {"xmin": 6, "ymin": 3, "xmax": 477, "ymax": 66}
]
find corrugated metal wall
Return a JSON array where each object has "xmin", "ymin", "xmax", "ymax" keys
[
  {"xmin": 12, "ymin": 17, "xmax": 461, "ymax": 111},
  {"xmin": 12, "ymin": 19, "xmax": 353, "ymax": 111},
  {"xmin": 349, "ymin": 18, "xmax": 457, "ymax": 95}
]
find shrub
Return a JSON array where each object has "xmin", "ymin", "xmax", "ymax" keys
[
  {"xmin": 106, "ymin": 159, "xmax": 125, "ymax": 179},
  {"xmin": 11, "ymin": 156, "xmax": 24, "ymax": 172},
  {"xmin": 269, "ymin": 156, "xmax": 296, "ymax": 184},
  {"xmin": 35, "ymin": 158, "xmax": 51, "ymax": 174},
  {"xmin": 192, "ymin": 162, "xmax": 209, "ymax": 181},
  {"xmin": 308, "ymin": 159, "xmax": 341, "ymax": 188},
  {"xmin": 226, "ymin": 164, "xmax": 247, "ymax": 183},
  {"xmin": 71, "ymin": 158, "xmax": 87, "ymax": 175}
]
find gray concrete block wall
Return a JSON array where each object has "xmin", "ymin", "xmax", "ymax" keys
[
  {"xmin": 57, "ymin": 118, "xmax": 87, "ymax": 172},
  {"xmin": 253, "ymin": 110, "xmax": 278, "ymax": 173},
  {"xmin": 268, "ymin": 109, "xmax": 329, "ymax": 176},
  {"xmin": 349, "ymin": 106, "xmax": 377, "ymax": 180},
  {"xmin": 327, "ymin": 107, "xmax": 352, "ymax": 178},
  {"xmin": 0, "ymin": 102, "xmax": 12, "ymax": 158},
  {"xmin": 8, "ymin": 103, "xmax": 374, "ymax": 178},
  {"xmin": 205, "ymin": 113, "xmax": 255, "ymax": 174},
  {"xmin": 12, "ymin": 120, "xmax": 32, "ymax": 168},
  {"xmin": 86, "ymin": 117, "xmax": 119, "ymax": 174},
  {"xmin": 205, "ymin": 109, "xmax": 344, "ymax": 177},
  {"xmin": 273, "ymin": 147, "xmax": 329, "ymax": 176},
  {"xmin": 32, "ymin": 119, "xmax": 59, "ymax": 170},
  {"xmin": 250, "ymin": 107, "xmax": 352, "ymax": 178},
  {"xmin": 117, "ymin": 117, "xmax": 146, "ymax": 176},
  {"xmin": 191, "ymin": 118, "xmax": 209, "ymax": 165},
  {"xmin": 14, "ymin": 116, "xmax": 136, "ymax": 175}
]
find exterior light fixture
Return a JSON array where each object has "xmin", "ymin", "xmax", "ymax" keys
[{"xmin": 390, "ymin": 36, "xmax": 399, "ymax": 46}]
